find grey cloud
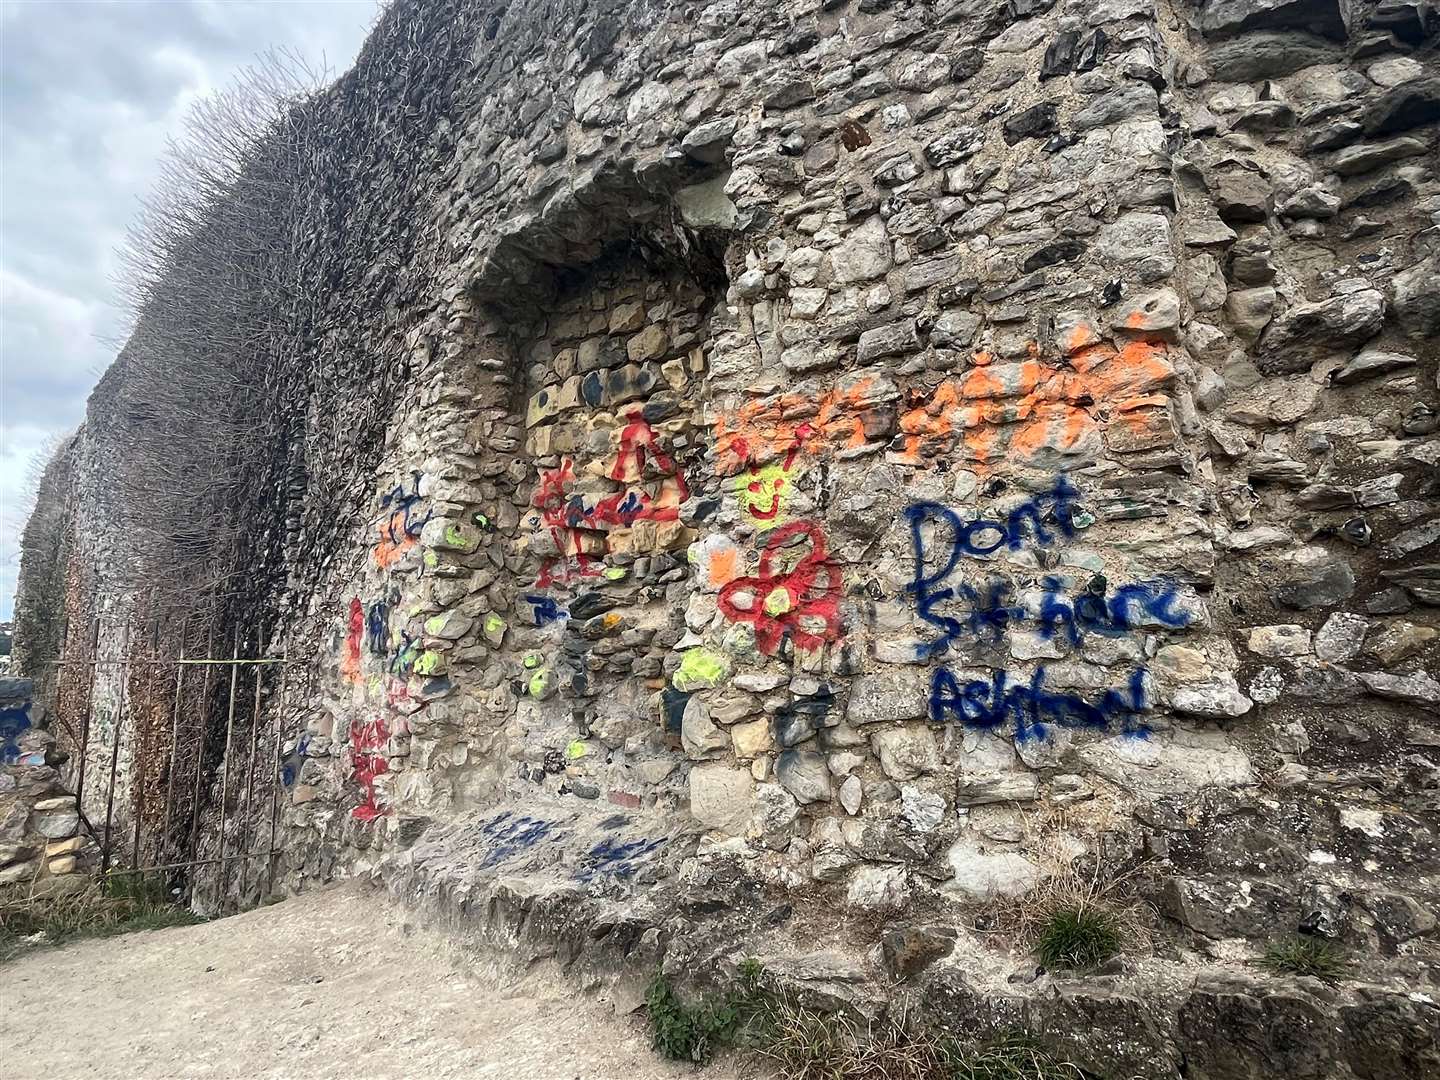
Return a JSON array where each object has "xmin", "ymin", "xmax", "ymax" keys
[{"xmin": 0, "ymin": 0, "xmax": 375, "ymax": 617}]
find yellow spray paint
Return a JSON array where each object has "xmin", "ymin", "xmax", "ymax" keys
[{"xmin": 673, "ymin": 647, "xmax": 728, "ymax": 692}]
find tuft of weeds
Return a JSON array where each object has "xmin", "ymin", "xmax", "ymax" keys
[
  {"xmin": 760, "ymin": 1006, "xmax": 854, "ymax": 1080},
  {"xmin": 0, "ymin": 871, "xmax": 204, "ymax": 963},
  {"xmin": 760, "ymin": 1005, "xmax": 1086, "ymax": 1080},
  {"xmin": 950, "ymin": 1034, "xmax": 1087, "ymax": 1080},
  {"xmin": 1258, "ymin": 936, "xmax": 1349, "ymax": 981},
  {"xmin": 983, "ymin": 825, "xmax": 1151, "ymax": 974},
  {"xmin": 1033, "ymin": 906, "xmax": 1122, "ymax": 972},
  {"xmin": 644, "ymin": 960, "xmax": 1093, "ymax": 1078}
]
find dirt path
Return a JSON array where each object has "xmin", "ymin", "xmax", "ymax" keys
[{"xmin": 1, "ymin": 882, "xmax": 749, "ymax": 1080}]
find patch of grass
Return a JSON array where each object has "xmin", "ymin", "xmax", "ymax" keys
[
  {"xmin": 643, "ymin": 961, "xmax": 1094, "ymax": 1078},
  {"xmin": 1033, "ymin": 906, "xmax": 1122, "ymax": 972},
  {"xmin": 1258, "ymin": 937, "xmax": 1349, "ymax": 981},
  {"xmin": 763, "ymin": 1008, "xmax": 958, "ymax": 1080},
  {"xmin": 760, "ymin": 1009, "xmax": 1086, "ymax": 1080},
  {"xmin": 0, "ymin": 871, "xmax": 204, "ymax": 963},
  {"xmin": 983, "ymin": 833, "xmax": 1150, "ymax": 974},
  {"xmin": 950, "ymin": 1035, "xmax": 1086, "ymax": 1080}
]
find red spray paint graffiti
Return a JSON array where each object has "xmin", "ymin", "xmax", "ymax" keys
[
  {"xmin": 341, "ymin": 598, "xmax": 364, "ymax": 684},
  {"xmin": 532, "ymin": 411, "xmax": 689, "ymax": 586},
  {"xmin": 717, "ymin": 520, "xmax": 844, "ymax": 655},
  {"xmin": 348, "ymin": 716, "xmax": 391, "ymax": 820}
]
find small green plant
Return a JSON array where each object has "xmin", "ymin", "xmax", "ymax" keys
[
  {"xmin": 1259, "ymin": 937, "xmax": 1348, "ymax": 981},
  {"xmin": 644, "ymin": 959, "xmax": 769, "ymax": 1064},
  {"xmin": 1033, "ymin": 905, "xmax": 1121, "ymax": 971}
]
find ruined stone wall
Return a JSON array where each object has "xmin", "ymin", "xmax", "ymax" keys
[
  {"xmin": 269, "ymin": 0, "xmax": 1439, "ymax": 916},
  {"xmin": 15, "ymin": 0, "xmax": 1440, "ymax": 1070},
  {"xmin": 0, "ymin": 678, "xmax": 94, "ymax": 891}
]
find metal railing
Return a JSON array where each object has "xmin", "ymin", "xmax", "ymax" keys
[{"xmin": 38, "ymin": 613, "xmax": 303, "ymax": 909}]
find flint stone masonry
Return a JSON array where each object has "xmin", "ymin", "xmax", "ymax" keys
[
  {"xmin": 12, "ymin": 0, "xmax": 1440, "ymax": 1073},
  {"xmin": 0, "ymin": 679, "xmax": 91, "ymax": 892}
]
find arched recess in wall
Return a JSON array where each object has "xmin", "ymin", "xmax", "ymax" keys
[{"xmin": 468, "ymin": 148, "xmax": 740, "ymax": 769}]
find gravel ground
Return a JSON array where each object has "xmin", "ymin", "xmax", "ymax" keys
[{"xmin": 0, "ymin": 882, "xmax": 749, "ymax": 1080}]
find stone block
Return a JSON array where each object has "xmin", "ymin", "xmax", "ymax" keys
[{"xmin": 689, "ymin": 763, "xmax": 755, "ymax": 835}]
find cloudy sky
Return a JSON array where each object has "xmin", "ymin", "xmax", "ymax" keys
[{"xmin": 0, "ymin": 0, "xmax": 378, "ymax": 620}]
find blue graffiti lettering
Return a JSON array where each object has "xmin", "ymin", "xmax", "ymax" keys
[
  {"xmin": 389, "ymin": 631, "xmax": 421, "ymax": 676},
  {"xmin": 478, "ymin": 811, "xmax": 564, "ymax": 868},
  {"xmin": 929, "ymin": 666, "xmax": 1150, "ymax": 742},
  {"xmin": 1035, "ymin": 576, "xmax": 1190, "ymax": 645},
  {"xmin": 908, "ymin": 477, "xmax": 1080, "ymax": 656},
  {"xmin": 280, "ymin": 733, "xmax": 311, "ymax": 788},
  {"xmin": 366, "ymin": 600, "xmax": 389, "ymax": 656}
]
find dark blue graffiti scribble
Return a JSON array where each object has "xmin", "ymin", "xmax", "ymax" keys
[
  {"xmin": 1036, "ymin": 576, "xmax": 1189, "ymax": 644},
  {"xmin": 280, "ymin": 733, "xmax": 311, "ymax": 787},
  {"xmin": 380, "ymin": 471, "xmax": 432, "ymax": 542},
  {"xmin": 478, "ymin": 811, "xmax": 564, "ymax": 868},
  {"xmin": 929, "ymin": 666, "xmax": 1150, "ymax": 742},
  {"xmin": 661, "ymin": 688, "xmax": 691, "ymax": 735},
  {"xmin": 916, "ymin": 579, "xmax": 1024, "ymax": 657},
  {"xmin": 524, "ymin": 594, "xmax": 569, "ymax": 626},
  {"xmin": 389, "ymin": 630, "xmax": 421, "ymax": 676},
  {"xmin": 0, "ymin": 703, "xmax": 34, "ymax": 765},
  {"xmin": 366, "ymin": 600, "xmax": 389, "ymax": 656},
  {"xmin": 576, "ymin": 835, "xmax": 665, "ymax": 882}
]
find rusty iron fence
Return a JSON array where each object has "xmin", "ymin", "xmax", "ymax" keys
[{"xmin": 40, "ymin": 612, "xmax": 302, "ymax": 910}]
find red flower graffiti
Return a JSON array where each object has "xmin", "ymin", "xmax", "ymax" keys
[
  {"xmin": 348, "ymin": 716, "xmax": 390, "ymax": 821},
  {"xmin": 718, "ymin": 520, "xmax": 843, "ymax": 655}
]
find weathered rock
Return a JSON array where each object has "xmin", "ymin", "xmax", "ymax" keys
[
  {"xmin": 881, "ymin": 924, "xmax": 957, "ymax": 980},
  {"xmin": 942, "ymin": 836, "xmax": 1044, "ymax": 900},
  {"xmin": 1273, "ymin": 546, "xmax": 1356, "ymax": 609},
  {"xmin": 1329, "ymin": 136, "xmax": 1432, "ymax": 176},
  {"xmin": 1333, "ymin": 348, "xmax": 1418, "ymax": 384},
  {"xmin": 1314, "ymin": 611, "xmax": 1369, "ymax": 662},
  {"xmin": 846, "ymin": 670, "xmax": 928, "ymax": 724},
  {"xmin": 1198, "ymin": 0, "xmax": 1351, "ymax": 38},
  {"xmin": 775, "ymin": 750, "xmax": 834, "ymax": 804},
  {"xmin": 1205, "ymin": 33, "xmax": 1341, "ymax": 82},
  {"xmin": 954, "ymin": 772, "xmax": 1040, "ymax": 805},
  {"xmin": 1358, "ymin": 670, "xmax": 1440, "ymax": 712},
  {"xmin": 689, "ymin": 764, "xmax": 754, "ymax": 835},
  {"xmin": 1248, "ymin": 624, "xmax": 1312, "ymax": 657},
  {"xmin": 681, "ymin": 697, "xmax": 728, "ymax": 759},
  {"xmin": 1211, "ymin": 170, "xmax": 1272, "ymax": 224},
  {"xmin": 1363, "ymin": 76, "xmax": 1440, "ymax": 136},
  {"xmin": 1258, "ymin": 289, "xmax": 1385, "ymax": 373},
  {"xmin": 1390, "ymin": 256, "xmax": 1440, "ymax": 339},
  {"xmin": 846, "ymin": 866, "xmax": 909, "ymax": 912},
  {"xmin": 1171, "ymin": 674, "xmax": 1253, "ymax": 717},
  {"xmin": 830, "ymin": 216, "xmax": 892, "ymax": 283},
  {"xmin": 871, "ymin": 726, "xmax": 941, "ymax": 781}
]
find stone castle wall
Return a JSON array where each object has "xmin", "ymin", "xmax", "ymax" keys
[{"xmin": 13, "ymin": 0, "xmax": 1440, "ymax": 1072}]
